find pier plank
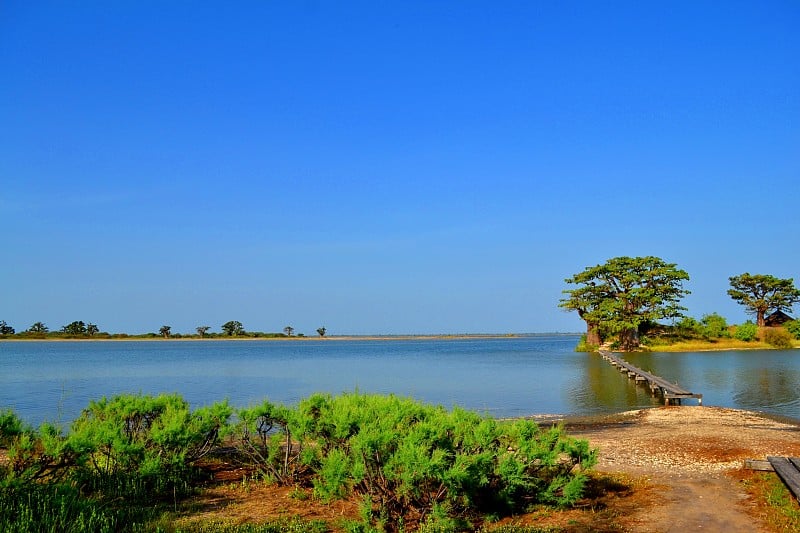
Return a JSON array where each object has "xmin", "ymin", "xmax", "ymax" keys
[{"xmin": 767, "ymin": 456, "xmax": 800, "ymax": 501}]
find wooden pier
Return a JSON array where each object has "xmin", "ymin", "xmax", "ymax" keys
[{"xmin": 598, "ymin": 350, "xmax": 703, "ymax": 405}]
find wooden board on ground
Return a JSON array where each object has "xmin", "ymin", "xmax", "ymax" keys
[{"xmin": 767, "ymin": 456, "xmax": 800, "ymax": 501}]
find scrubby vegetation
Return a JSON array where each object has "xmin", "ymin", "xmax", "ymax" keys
[
  {"xmin": 0, "ymin": 393, "xmax": 596, "ymax": 532},
  {"xmin": 597, "ymin": 312, "xmax": 800, "ymax": 352}
]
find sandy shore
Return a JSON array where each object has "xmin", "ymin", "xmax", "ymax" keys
[{"xmin": 564, "ymin": 406, "xmax": 800, "ymax": 532}]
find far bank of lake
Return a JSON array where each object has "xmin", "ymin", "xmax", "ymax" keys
[{"xmin": 1, "ymin": 336, "xmax": 798, "ymax": 426}]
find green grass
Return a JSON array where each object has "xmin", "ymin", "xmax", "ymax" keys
[{"xmin": 740, "ymin": 472, "xmax": 800, "ymax": 532}]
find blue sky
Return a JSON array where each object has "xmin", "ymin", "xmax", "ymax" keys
[{"xmin": 2, "ymin": 1, "xmax": 798, "ymax": 335}]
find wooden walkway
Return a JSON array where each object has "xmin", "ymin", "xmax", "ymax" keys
[{"xmin": 598, "ymin": 350, "xmax": 703, "ymax": 405}]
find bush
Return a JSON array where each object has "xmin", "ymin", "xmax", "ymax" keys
[
  {"xmin": 1, "ymin": 392, "xmax": 596, "ymax": 532},
  {"xmin": 0, "ymin": 409, "xmax": 28, "ymax": 447},
  {"xmin": 785, "ymin": 320, "xmax": 800, "ymax": 340},
  {"xmin": 290, "ymin": 393, "xmax": 596, "ymax": 530},
  {"xmin": 763, "ymin": 327, "xmax": 794, "ymax": 349},
  {"xmin": 734, "ymin": 321, "xmax": 758, "ymax": 342},
  {"xmin": 675, "ymin": 316, "xmax": 702, "ymax": 338},
  {"xmin": 234, "ymin": 400, "xmax": 302, "ymax": 484},
  {"xmin": 700, "ymin": 313, "xmax": 730, "ymax": 339},
  {"xmin": 64, "ymin": 394, "xmax": 232, "ymax": 500}
]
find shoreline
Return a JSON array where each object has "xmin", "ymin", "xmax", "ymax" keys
[{"xmin": 0, "ymin": 333, "xmax": 578, "ymax": 342}]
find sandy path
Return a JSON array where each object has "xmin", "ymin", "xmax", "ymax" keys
[{"xmin": 568, "ymin": 406, "xmax": 800, "ymax": 532}]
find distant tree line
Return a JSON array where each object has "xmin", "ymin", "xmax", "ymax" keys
[
  {"xmin": 560, "ymin": 256, "xmax": 800, "ymax": 351},
  {"xmin": 0, "ymin": 320, "xmax": 330, "ymax": 340}
]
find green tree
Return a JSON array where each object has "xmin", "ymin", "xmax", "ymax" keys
[
  {"xmin": 727, "ymin": 273, "xmax": 800, "ymax": 327},
  {"xmin": 159, "ymin": 325, "xmax": 171, "ymax": 338},
  {"xmin": 62, "ymin": 321, "xmax": 87, "ymax": 335},
  {"xmin": 786, "ymin": 319, "xmax": 800, "ymax": 340},
  {"xmin": 0, "ymin": 321, "xmax": 14, "ymax": 335},
  {"xmin": 221, "ymin": 320, "xmax": 244, "ymax": 336},
  {"xmin": 317, "ymin": 326, "xmax": 327, "ymax": 337},
  {"xmin": 283, "ymin": 325, "xmax": 294, "ymax": 337},
  {"xmin": 196, "ymin": 325, "xmax": 210, "ymax": 338},
  {"xmin": 734, "ymin": 321, "xmax": 758, "ymax": 341},
  {"xmin": 560, "ymin": 256, "xmax": 690, "ymax": 350},
  {"xmin": 700, "ymin": 313, "xmax": 730, "ymax": 339},
  {"xmin": 27, "ymin": 322, "xmax": 49, "ymax": 334},
  {"xmin": 86, "ymin": 323, "xmax": 99, "ymax": 336}
]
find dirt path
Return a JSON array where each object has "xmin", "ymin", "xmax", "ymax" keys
[{"xmin": 568, "ymin": 406, "xmax": 800, "ymax": 532}]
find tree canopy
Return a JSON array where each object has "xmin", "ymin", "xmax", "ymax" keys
[
  {"xmin": 221, "ymin": 320, "xmax": 244, "ymax": 336},
  {"xmin": 62, "ymin": 321, "xmax": 87, "ymax": 335},
  {"xmin": 560, "ymin": 256, "xmax": 690, "ymax": 349},
  {"xmin": 27, "ymin": 322, "xmax": 48, "ymax": 334},
  {"xmin": 727, "ymin": 273, "xmax": 800, "ymax": 326}
]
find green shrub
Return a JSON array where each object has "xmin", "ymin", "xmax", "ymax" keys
[
  {"xmin": 65, "ymin": 394, "xmax": 232, "ymax": 500},
  {"xmin": 675, "ymin": 316, "xmax": 702, "ymax": 338},
  {"xmin": 1, "ymin": 392, "xmax": 596, "ymax": 532},
  {"xmin": 234, "ymin": 400, "xmax": 303, "ymax": 484},
  {"xmin": 785, "ymin": 320, "xmax": 800, "ymax": 340},
  {"xmin": 734, "ymin": 321, "xmax": 758, "ymax": 342},
  {"xmin": 763, "ymin": 327, "xmax": 794, "ymax": 349},
  {"xmin": 0, "ymin": 409, "xmax": 28, "ymax": 447},
  {"xmin": 700, "ymin": 313, "xmax": 730, "ymax": 339},
  {"xmin": 284, "ymin": 393, "xmax": 596, "ymax": 530}
]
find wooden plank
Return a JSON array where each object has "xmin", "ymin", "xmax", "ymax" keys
[
  {"xmin": 790, "ymin": 457, "xmax": 800, "ymax": 471},
  {"xmin": 767, "ymin": 456, "xmax": 800, "ymax": 501},
  {"xmin": 744, "ymin": 459, "xmax": 774, "ymax": 471}
]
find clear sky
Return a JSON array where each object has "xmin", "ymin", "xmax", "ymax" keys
[{"xmin": 2, "ymin": 1, "xmax": 798, "ymax": 335}]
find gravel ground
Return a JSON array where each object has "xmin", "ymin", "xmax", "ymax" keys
[{"xmin": 568, "ymin": 406, "xmax": 800, "ymax": 532}]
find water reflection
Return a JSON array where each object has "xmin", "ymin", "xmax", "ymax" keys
[
  {"xmin": 733, "ymin": 368, "xmax": 799, "ymax": 411},
  {"xmin": 565, "ymin": 352, "xmax": 656, "ymax": 413}
]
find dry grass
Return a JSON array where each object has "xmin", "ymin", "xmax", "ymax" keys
[{"xmin": 647, "ymin": 338, "xmax": 775, "ymax": 352}]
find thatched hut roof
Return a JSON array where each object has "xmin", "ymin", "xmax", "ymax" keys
[{"xmin": 764, "ymin": 310, "xmax": 794, "ymax": 326}]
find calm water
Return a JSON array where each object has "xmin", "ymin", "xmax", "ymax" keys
[{"xmin": 1, "ymin": 336, "xmax": 798, "ymax": 426}]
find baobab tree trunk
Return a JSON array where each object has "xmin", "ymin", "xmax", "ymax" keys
[
  {"xmin": 620, "ymin": 328, "xmax": 640, "ymax": 351},
  {"xmin": 586, "ymin": 323, "xmax": 601, "ymax": 346},
  {"xmin": 757, "ymin": 310, "xmax": 766, "ymax": 327}
]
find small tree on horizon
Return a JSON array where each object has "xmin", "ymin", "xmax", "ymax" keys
[
  {"xmin": 196, "ymin": 326, "xmax": 210, "ymax": 338},
  {"xmin": 221, "ymin": 321, "xmax": 244, "ymax": 336},
  {"xmin": 283, "ymin": 326, "xmax": 294, "ymax": 337},
  {"xmin": 62, "ymin": 321, "xmax": 87, "ymax": 335},
  {"xmin": 86, "ymin": 323, "xmax": 99, "ymax": 336},
  {"xmin": 317, "ymin": 326, "xmax": 326, "ymax": 337},
  {"xmin": 159, "ymin": 325, "xmax": 171, "ymax": 339},
  {"xmin": 0, "ymin": 321, "xmax": 15, "ymax": 335},
  {"xmin": 28, "ymin": 322, "xmax": 48, "ymax": 334}
]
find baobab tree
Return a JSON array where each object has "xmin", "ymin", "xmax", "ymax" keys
[
  {"xmin": 561, "ymin": 256, "xmax": 690, "ymax": 350},
  {"xmin": 728, "ymin": 273, "xmax": 800, "ymax": 326}
]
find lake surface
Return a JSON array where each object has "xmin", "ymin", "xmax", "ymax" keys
[{"xmin": 1, "ymin": 336, "xmax": 798, "ymax": 426}]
